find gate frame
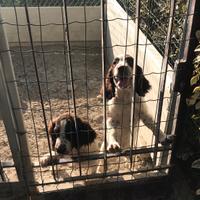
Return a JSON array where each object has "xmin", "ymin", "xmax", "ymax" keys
[
  {"xmin": 0, "ymin": 10, "xmax": 37, "ymax": 198},
  {"xmin": 0, "ymin": 0, "xmax": 199, "ymax": 198}
]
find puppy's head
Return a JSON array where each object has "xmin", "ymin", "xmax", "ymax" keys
[
  {"xmin": 48, "ymin": 115, "xmax": 96, "ymax": 155},
  {"xmin": 101, "ymin": 55, "xmax": 151, "ymax": 99},
  {"xmin": 112, "ymin": 56, "xmax": 133, "ymax": 90}
]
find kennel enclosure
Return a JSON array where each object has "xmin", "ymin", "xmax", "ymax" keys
[{"xmin": 0, "ymin": 0, "xmax": 197, "ymax": 199}]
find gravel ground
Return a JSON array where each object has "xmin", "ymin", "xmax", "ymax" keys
[{"xmin": 0, "ymin": 41, "xmax": 153, "ymax": 191}]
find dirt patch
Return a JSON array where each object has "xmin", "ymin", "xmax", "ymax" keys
[{"xmin": 0, "ymin": 42, "xmax": 153, "ymax": 191}]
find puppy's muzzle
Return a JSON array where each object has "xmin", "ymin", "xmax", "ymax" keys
[{"xmin": 114, "ymin": 66, "xmax": 131, "ymax": 89}]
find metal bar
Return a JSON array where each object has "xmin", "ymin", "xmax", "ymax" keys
[
  {"xmin": 101, "ymin": 0, "xmax": 108, "ymax": 174},
  {"xmin": 83, "ymin": 0, "xmax": 90, "ymax": 172},
  {"xmin": 36, "ymin": 1, "xmax": 53, "ymax": 123},
  {"xmin": 0, "ymin": 60, "xmax": 29, "ymax": 190},
  {"xmin": 55, "ymin": 145, "xmax": 172, "ymax": 164},
  {"xmin": 0, "ymin": 9, "xmax": 36, "ymax": 194},
  {"xmin": 29, "ymin": 146, "xmax": 172, "ymax": 167},
  {"xmin": 23, "ymin": 2, "xmax": 57, "ymax": 181},
  {"xmin": 30, "ymin": 165, "xmax": 170, "ymax": 187},
  {"xmin": 0, "ymin": 18, "xmax": 104, "ymax": 27},
  {"xmin": 161, "ymin": 0, "xmax": 198, "ymax": 166},
  {"xmin": 179, "ymin": 0, "xmax": 198, "ymax": 63},
  {"xmin": 136, "ymin": 0, "xmax": 155, "ymax": 155},
  {"xmin": 0, "ymin": 161, "xmax": 6, "ymax": 182},
  {"xmin": 0, "ymin": 146, "xmax": 172, "ymax": 169},
  {"xmin": 153, "ymin": 0, "xmax": 176, "ymax": 165},
  {"xmin": 60, "ymin": 3, "xmax": 72, "ymax": 121},
  {"xmin": 63, "ymin": 0, "xmax": 82, "ymax": 176},
  {"xmin": 12, "ymin": 0, "xmax": 45, "ymax": 187},
  {"xmin": 36, "ymin": 0, "xmax": 52, "ymax": 187},
  {"xmin": 116, "ymin": 0, "xmax": 130, "ymax": 177},
  {"xmin": 130, "ymin": 0, "xmax": 140, "ymax": 168}
]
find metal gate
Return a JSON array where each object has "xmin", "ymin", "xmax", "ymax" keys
[{"xmin": 0, "ymin": 0, "xmax": 197, "ymax": 199}]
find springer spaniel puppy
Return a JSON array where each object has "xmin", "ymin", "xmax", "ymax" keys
[
  {"xmin": 98, "ymin": 55, "xmax": 173, "ymax": 159},
  {"xmin": 41, "ymin": 113, "xmax": 98, "ymax": 174}
]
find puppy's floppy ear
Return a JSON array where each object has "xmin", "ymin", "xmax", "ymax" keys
[
  {"xmin": 112, "ymin": 57, "xmax": 120, "ymax": 65},
  {"xmin": 99, "ymin": 57, "xmax": 120, "ymax": 100},
  {"xmin": 48, "ymin": 120, "xmax": 58, "ymax": 150},
  {"xmin": 76, "ymin": 117, "xmax": 96, "ymax": 146},
  {"xmin": 99, "ymin": 65, "xmax": 115, "ymax": 99},
  {"xmin": 125, "ymin": 55, "xmax": 134, "ymax": 67},
  {"xmin": 124, "ymin": 55, "xmax": 150, "ymax": 96},
  {"xmin": 135, "ymin": 65, "xmax": 151, "ymax": 96},
  {"xmin": 48, "ymin": 113, "xmax": 69, "ymax": 149}
]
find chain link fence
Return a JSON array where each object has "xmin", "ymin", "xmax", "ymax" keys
[
  {"xmin": 0, "ymin": 0, "xmax": 187, "ymax": 64},
  {"xmin": 117, "ymin": 0, "xmax": 187, "ymax": 64},
  {"xmin": 0, "ymin": 0, "xmax": 100, "ymax": 7}
]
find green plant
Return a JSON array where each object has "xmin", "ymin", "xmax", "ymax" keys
[{"xmin": 186, "ymin": 30, "xmax": 200, "ymax": 146}]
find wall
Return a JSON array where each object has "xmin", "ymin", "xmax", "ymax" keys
[
  {"xmin": 0, "ymin": 6, "xmax": 101, "ymax": 43},
  {"xmin": 0, "ymin": 3, "xmax": 174, "ymax": 148},
  {"xmin": 106, "ymin": 0, "xmax": 174, "ymax": 147}
]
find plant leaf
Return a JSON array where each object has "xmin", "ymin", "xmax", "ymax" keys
[
  {"xmin": 193, "ymin": 86, "xmax": 200, "ymax": 93},
  {"xmin": 191, "ymin": 158, "xmax": 200, "ymax": 169},
  {"xmin": 195, "ymin": 47, "xmax": 200, "ymax": 53},
  {"xmin": 193, "ymin": 55, "xmax": 200, "ymax": 64},
  {"xmin": 186, "ymin": 97, "xmax": 197, "ymax": 106},
  {"xmin": 194, "ymin": 44, "xmax": 200, "ymax": 52},
  {"xmin": 195, "ymin": 30, "xmax": 200, "ymax": 41},
  {"xmin": 194, "ymin": 67, "xmax": 200, "ymax": 74},
  {"xmin": 190, "ymin": 74, "xmax": 200, "ymax": 85},
  {"xmin": 195, "ymin": 101, "xmax": 200, "ymax": 110},
  {"xmin": 186, "ymin": 92, "xmax": 200, "ymax": 106},
  {"xmin": 194, "ymin": 63, "xmax": 200, "ymax": 69}
]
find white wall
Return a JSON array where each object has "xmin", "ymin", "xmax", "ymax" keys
[
  {"xmin": 106, "ymin": 0, "xmax": 174, "ymax": 147},
  {"xmin": 0, "ymin": 6, "xmax": 101, "ymax": 43}
]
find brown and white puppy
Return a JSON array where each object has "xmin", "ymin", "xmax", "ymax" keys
[
  {"xmin": 98, "ymin": 55, "xmax": 173, "ymax": 165},
  {"xmin": 41, "ymin": 113, "xmax": 98, "ymax": 174},
  {"xmin": 100, "ymin": 55, "xmax": 151, "ymax": 100}
]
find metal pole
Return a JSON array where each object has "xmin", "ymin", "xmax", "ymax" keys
[
  {"xmin": 161, "ymin": 0, "xmax": 198, "ymax": 166},
  {"xmin": 63, "ymin": 0, "xmax": 82, "ymax": 176},
  {"xmin": 153, "ymin": 0, "xmax": 176, "ymax": 166},
  {"xmin": 130, "ymin": 0, "xmax": 140, "ymax": 168},
  {"xmin": 101, "ymin": 0, "xmax": 108, "ymax": 174},
  {"xmin": 0, "ymin": 10, "xmax": 36, "ymax": 194}
]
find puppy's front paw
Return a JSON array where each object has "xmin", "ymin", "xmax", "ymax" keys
[
  {"xmin": 107, "ymin": 142, "xmax": 120, "ymax": 153},
  {"xmin": 40, "ymin": 153, "xmax": 59, "ymax": 167},
  {"xmin": 40, "ymin": 156, "xmax": 52, "ymax": 167}
]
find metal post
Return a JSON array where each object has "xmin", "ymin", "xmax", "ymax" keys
[
  {"xmin": 0, "ymin": 10, "xmax": 36, "ymax": 194},
  {"xmin": 130, "ymin": 0, "xmax": 140, "ymax": 168},
  {"xmin": 153, "ymin": 0, "xmax": 176, "ymax": 166},
  {"xmin": 101, "ymin": 0, "xmax": 108, "ymax": 174},
  {"xmin": 161, "ymin": 0, "xmax": 200, "ymax": 167}
]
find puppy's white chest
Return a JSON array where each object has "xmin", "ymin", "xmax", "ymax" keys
[{"xmin": 108, "ymin": 98, "xmax": 131, "ymax": 126}]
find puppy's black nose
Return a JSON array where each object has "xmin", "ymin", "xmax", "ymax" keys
[
  {"xmin": 56, "ymin": 144, "xmax": 66, "ymax": 154},
  {"xmin": 117, "ymin": 66, "xmax": 129, "ymax": 77}
]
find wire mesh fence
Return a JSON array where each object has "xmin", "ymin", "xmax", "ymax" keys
[
  {"xmin": 0, "ymin": 0, "xmax": 101, "ymax": 7},
  {"xmin": 117, "ymin": 0, "xmax": 187, "ymax": 64},
  {"xmin": 0, "ymin": 0, "xmax": 193, "ymax": 198}
]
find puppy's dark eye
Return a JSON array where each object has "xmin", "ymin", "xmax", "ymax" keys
[{"xmin": 114, "ymin": 76, "xmax": 130, "ymax": 81}]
